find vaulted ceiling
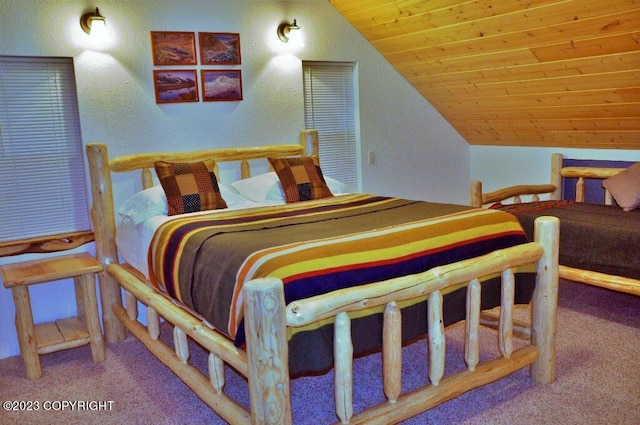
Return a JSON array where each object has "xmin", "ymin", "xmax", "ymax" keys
[{"xmin": 328, "ymin": 0, "xmax": 640, "ymax": 149}]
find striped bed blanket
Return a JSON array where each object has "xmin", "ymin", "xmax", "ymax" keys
[{"xmin": 148, "ymin": 194, "xmax": 532, "ymax": 374}]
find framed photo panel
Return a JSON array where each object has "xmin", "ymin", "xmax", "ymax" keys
[
  {"xmin": 153, "ymin": 70, "xmax": 199, "ymax": 103},
  {"xmin": 199, "ymin": 32, "xmax": 241, "ymax": 65},
  {"xmin": 150, "ymin": 31, "xmax": 197, "ymax": 66},
  {"xmin": 201, "ymin": 70, "xmax": 243, "ymax": 101}
]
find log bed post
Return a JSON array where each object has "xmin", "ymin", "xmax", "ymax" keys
[
  {"xmin": 300, "ymin": 129, "xmax": 319, "ymax": 159},
  {"xmin": 244, "ymin": 277, "xmax": 292, "ymax": 425},
  {"xmin": 470, "ymin": 181, "xmax": 483, "ymax": 207},
  {"xmin": 550, "ymin": 153, "xmax": 563, "ymax": 200},
  {"xmin": 531, "ymin": 216, "xmax": 559, "ymax": 384},
  {"xmin": 86, "ymin": 143, "xmax": 126, "ymax": 343}
]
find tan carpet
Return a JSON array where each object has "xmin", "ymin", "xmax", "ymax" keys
[{"xmin": 1, "ymin": 280, "xmax": 639, "ymax": 424}]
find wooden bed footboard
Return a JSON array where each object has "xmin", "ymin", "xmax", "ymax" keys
[
  {"xmin": 470, "ymin": 152, "xmax": 640, "ymax": 297},
  {"xmin": 245, "ymin": 216, "xmax": 558, "ymax": 424},
  {"xmin": 104, "ymin": 219, "xmax": 559, "ymax": 424}
]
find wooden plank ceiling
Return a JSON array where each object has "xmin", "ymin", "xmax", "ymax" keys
[{"xmin": 328, "ymin": 0, "xmax": 640, "ymax": 149}]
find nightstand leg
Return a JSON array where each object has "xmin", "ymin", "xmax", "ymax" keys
[
  {"xmin": 77, "ymin": 274, "xmax": 106, "ymax": 362},
  {"xmin": 11, "ymin": 286, "xmax": 41, "ymax": 379}
]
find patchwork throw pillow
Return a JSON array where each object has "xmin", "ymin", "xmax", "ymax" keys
[
  {"xmin": 268, "ymin": 156, "xmax": 333, "ymax": 203},
  {"xmin": 154, "ymin": 160, "xmax": 228, "ymax": 215},
  {"xmin": 602, "ymin": 162, "xmax": 640, "ymax": 211}
]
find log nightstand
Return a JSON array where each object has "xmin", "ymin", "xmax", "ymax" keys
[{"xmin": 0, "ymin": 253, "xmax": 106, "ymax": 379}]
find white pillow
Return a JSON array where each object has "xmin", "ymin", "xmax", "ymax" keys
[
  {"xmin": 220, "ymin": 183, "xmax": 252, "ymax": 207},
  {"xmin": 327, "ymin": 176, "xmax": 347, "ymax": 194},
  {"xmin": 231, "ymin": 172, "xmax": 347, "ymax": 203},
  {"xmin": 118, "ymin": 185, "xmax": 167, "ymax": 224},
  {"xmin": 118, "ymin": 183, "xmax": 250, "ymax": 225}
]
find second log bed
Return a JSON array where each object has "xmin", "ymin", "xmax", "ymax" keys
[
  {"xmin": 87, "ymin": 130, "xmax": 559, "ymax": 424},
  {"xmin": 471, "ymin": 152, "xmax": 639, "ymax": 297}
]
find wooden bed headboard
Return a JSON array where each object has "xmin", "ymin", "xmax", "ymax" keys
[
  {"xmin": 106, "ymin": 129, "xmax": 319, "ymax": 190},
  {"xmin": 560, "ymin": 157, "xmax": 634, "ymax": 204}
]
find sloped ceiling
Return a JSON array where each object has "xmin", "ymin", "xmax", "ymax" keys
[{"xmin": 328, "ymin": 0, "xmax": 640, "ymax": 149}]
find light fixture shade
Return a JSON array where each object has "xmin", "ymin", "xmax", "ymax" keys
[
  {"xmin": 80, "ymin": 7, "xmax": 107, "ymax": 35},
  {"xmin": 277, "ymin": 19, "xmax": 303, "ymax": 46}
]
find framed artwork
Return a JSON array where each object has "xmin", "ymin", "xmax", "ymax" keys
[
  {"xmin": 150, "ymin": 31, "xmax": 197, "ymax": 66},
  {"xmin": 201, "ymin": 70, "xmax": 243, "ymax": 102},
  {"xmin": 199, "ymin": 32, "xmax": 241, "ymax": 65},
  {"xmin": 153, "ymin": 70, "xmax": 199, "ymax": 103}
]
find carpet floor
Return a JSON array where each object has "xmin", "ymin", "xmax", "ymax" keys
[{"xmin": 1, "ymin": 280, "xmax": 638, "ymax": 424}]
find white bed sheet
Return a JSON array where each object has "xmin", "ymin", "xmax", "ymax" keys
[{"xmin": 116, "ymin": 200, "xmax": 281, "ymax": 278}]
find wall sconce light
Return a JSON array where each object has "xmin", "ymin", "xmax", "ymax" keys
[
  {"xmin": 277, "ymin": 19, "xmax": 302, "ymax": 44},
  {"xmin": 80, "ymin": 7, "xmax": 107, "ymax": 38}
]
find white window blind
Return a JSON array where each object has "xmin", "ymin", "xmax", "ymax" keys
[
  {"xmin": 302, "ymin": 61, "xmax": 360, "ymax": 192},
  {"xmin": 0, "ymin": 56, "xmax": 90, "ymax": 243}
]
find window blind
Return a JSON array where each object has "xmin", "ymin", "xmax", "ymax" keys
[
  {"xmin": 0, "ymin": 56, "xmax": 90, "ymax": 243},
  {"xmin": 302, "ymin": 61, "xmax": 360, "ymax": 192}
]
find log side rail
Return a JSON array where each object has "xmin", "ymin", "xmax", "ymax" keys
[
  {"xmin": 108, "ymin": 263, "xmax": 252, "ymax": 425},
  {"xmin": 246, "ymin": 216, "xmax": 559, "ymax": 425}
]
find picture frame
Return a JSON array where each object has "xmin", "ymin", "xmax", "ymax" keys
[
  {"xmin": 199, "ymin": 32, "xmax": 241, "ymax": 65},
  {"xmin": 201, "ymin": 70, "xmax": 243, "ymax": 102},
  {"xmin": 153, "ymin": 70, "xmax": 199, "ymax": 103},
  {"xmin": 150, "ymin": 31, "xmax": 197, "ymax": 66}
]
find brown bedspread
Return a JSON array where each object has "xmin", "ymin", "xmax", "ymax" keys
[{"xmin": 496, "ymin": 201, "xmax": 640, "ymax": 280}]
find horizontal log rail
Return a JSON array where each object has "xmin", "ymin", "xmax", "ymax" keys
[
  {"xmin": 560, "ymin": 166, "xmax": 626, "ymax": 179},
  {"xmin": 560, "ymin": 265, "xmax": 640, "ymax": 296},
  {"xmin": 108, "ymin": 263, "xmax": 248, "ymax": 375},
  {"xmin": 482, "ymin": 184, "xmax": 557, "ymax": 205},
  {"xmin": 286, "ymin": 242, "xmax": 543, "ymax": 327},
  {"xmin": 109, "ymin": 144, "xmax": 304, "ymax": 172},
  {"xmin": 112, "ymin": 305, "xmax": 251, "ymax": 424}
]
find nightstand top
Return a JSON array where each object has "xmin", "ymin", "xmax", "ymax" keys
[{"xmin": 1, "ymin": 253, "xmax": 102, "ymax": 288}]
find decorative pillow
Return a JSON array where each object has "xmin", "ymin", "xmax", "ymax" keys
[
  {"xmin": 154, "ymin": 160, "xmax": 227, "ymax": 215},
  {"xmin": 231, "ymin": 172, "xmax": 346, "ymax": 203},
  {"xmin": 268, "ymin": 157, "xmax": 333, "ymax": 203},
  {"xmin": 602, "ymin": 162, "xmax": 640, "ymax": 211}
]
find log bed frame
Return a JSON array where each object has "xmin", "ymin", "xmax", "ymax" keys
[
  {"xmin": 470, "ymin": 152, "xmax": 639, "ymax": 297},
  {"xmin": 86, "ymin": 130, "xmax": 559, "ymax": 424}
]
